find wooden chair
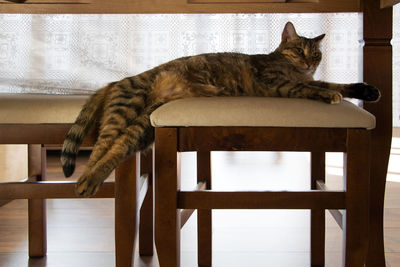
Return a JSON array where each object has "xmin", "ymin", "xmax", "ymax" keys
[
  {"xmin": 0, "ymin": 94, "xmax": 154, "ymax": 267},
  {"xmin": 150, "ymin": 2, "xmax": 394, "ymax": 266},
  {"xmin": 152, "ymin": 97, "xmax": 375, "ymax": 267}
]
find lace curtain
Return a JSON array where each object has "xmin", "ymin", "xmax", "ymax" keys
[{"xmin": 0, "ymin": 11, "xmax": 398, "ymax": 126}]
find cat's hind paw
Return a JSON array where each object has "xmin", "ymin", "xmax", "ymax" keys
[
  {"xmin": 75, "ymin": 174, "xmax": 103, "ymax": 198},
  {"xmin": 347, "ymin": 83, "xmax": 381, "ymax": 102}
]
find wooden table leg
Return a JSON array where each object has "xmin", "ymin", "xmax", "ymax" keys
[
  {"xmin": 115, "ymin": 153, "xmax": 139, "ymax": 267},
  {"xmin": 363, "ymin": 1, "xmax": 393, "ymax": 265}
]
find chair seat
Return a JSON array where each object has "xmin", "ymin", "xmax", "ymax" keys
[
  {"xmin": 0, "ymin": 94, "xmax": 89, "ymax": 124},
  {"xmin": 150, "ymin": 97, "xmax": 376, "ymax": 129}
]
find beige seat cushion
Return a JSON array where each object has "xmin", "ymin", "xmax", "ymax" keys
[
  {"xmin": 150, "ymin": 97, "xmax": 376, "ymax": 129},
  {"xmin": 0, "ymin": 94, "xmax": 89, "ymax": 124}
]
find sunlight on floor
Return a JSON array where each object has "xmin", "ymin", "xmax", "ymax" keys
[
  {"xmin": 324, "ymin": 136, "xmax": 400, "ymax": 183},
  {"xmin": 387, "ymin": 137, "xmax": 400, "ymax": 182},
  {"xmin": 326, "ymin": 152, "xmax": 344, "ymax": 177}
]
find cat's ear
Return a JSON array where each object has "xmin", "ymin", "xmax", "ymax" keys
[
  {"xmin": 313, "ymin": 33, "xmax": 326, "ymax": 44},
  {"xmin": 282, "ymin": 22, "xmax": 299, "ymax": 43}
]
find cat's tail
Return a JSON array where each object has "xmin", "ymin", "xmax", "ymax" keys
[{"xmin": 60, "ymin": 84, "xmax": 110, "ymax": 177}]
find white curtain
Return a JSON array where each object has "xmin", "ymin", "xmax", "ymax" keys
[{"xmin": 0, "ymin": 11, "xmax": 398, "ymax": 126}]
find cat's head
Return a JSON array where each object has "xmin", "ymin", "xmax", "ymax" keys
[{"xmin": 276, "ymin": 22, "xmax": 325, "ymax": 76}]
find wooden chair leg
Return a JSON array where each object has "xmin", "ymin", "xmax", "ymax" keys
[
  {"xmin": 139, "ymin": 150, "xmax": 154, "ymax": 256},
  {"xmin": 28, "ymin": 145, "xmax": 47, "ymax": 258},
  {"xmin": 115, "ymin": 153, "xmax": 139, "ymax": 267},
  {"xmin": 197, "ymin": 151, "xmax": 212, "ymax": 267},
  {"xmin": 365, "ymin": 127, "xmax": 391, "ymax": 267},
  {"xmin": 155, "ymin": 128, "xmax": 181, "ymax": 267},
  {"xmin": 310, "ymin": 151, "xmax": 325, "ymax": 267},
  {"xmin": 343, "ymin": 130, "xmax": 370, "ymax": 267},
  {"xmin": 366, "ymin": 132, "xmax": 390, "ymax": 266}
]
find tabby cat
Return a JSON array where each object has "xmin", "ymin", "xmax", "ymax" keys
[{"xmin": 61, "ymin": 22, "xmax": 380, "ymax": 197}]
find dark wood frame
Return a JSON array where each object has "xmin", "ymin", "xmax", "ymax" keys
[
  {"xmin": 154, "ymin": 127, "xmax": 372, "ymax": 266},
  {"xmin": 363, "ymin": 1, "xmax": 393, "ymax": 266}
]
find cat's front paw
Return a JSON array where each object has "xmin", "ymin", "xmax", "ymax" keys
[
  {"xmin": 320, "ymin": 91, "xmax": 342, "ymax": 104},
  {"xmin": 347, "ymin": 83, "xmax": 381, "ymax": 102},
  {"xmin": 76, "ymin": 174, "xmax": 103, "ymax": 198},
  {"xmin": 329, "ymin": 91, "xmax": 342, "ymax": 104}
]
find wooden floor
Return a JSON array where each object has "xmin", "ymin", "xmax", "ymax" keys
[{"xmin": 1, "ymin": 139, "xmax": 400, "ymax": 267}]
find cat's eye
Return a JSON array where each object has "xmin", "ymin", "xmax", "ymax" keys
[
  {"xmin": 312, "ymin": 52, "xmax": 321, "ymax": 59},
  {"xmin": 296, "ymin": 48, "xmax": 304, "ymax": 56}
]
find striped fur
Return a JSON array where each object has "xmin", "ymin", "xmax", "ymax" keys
[
  {"xmin": 62, "ymin": 22, "xmax": 381, "ymax": 197},
  {"xmin": 61, "ymin": 84, "xmax": 109, "ymax": 177}
]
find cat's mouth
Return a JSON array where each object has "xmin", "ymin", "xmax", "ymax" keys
[
  {"xmin": 301, "ymin": 65, "xmax": 315, "ymax": 75},
  {"xmin": 305, "ymin": 62, "xmax": 318, "ymax": 73}
]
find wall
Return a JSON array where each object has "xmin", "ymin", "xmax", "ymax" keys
[{"xmin": 0, "ymin": 145, "xmax": 28, "ymax": 182}]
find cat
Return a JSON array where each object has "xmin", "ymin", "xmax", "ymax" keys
[{"xmin": 61, "ymin": 21, "xmax": 380, "ymax": 197}]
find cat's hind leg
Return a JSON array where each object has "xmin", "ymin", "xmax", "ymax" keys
[
  {"xmin": 76, "ymin": 114, "xmax": 153, "ymax": 197},
  {"xmin": 61, "ymin": 84, "xmax": 111, "ymax": 177},
  {"xmin": 85, "ymin": 79, "xmax": 148, "ymax": 170}
]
